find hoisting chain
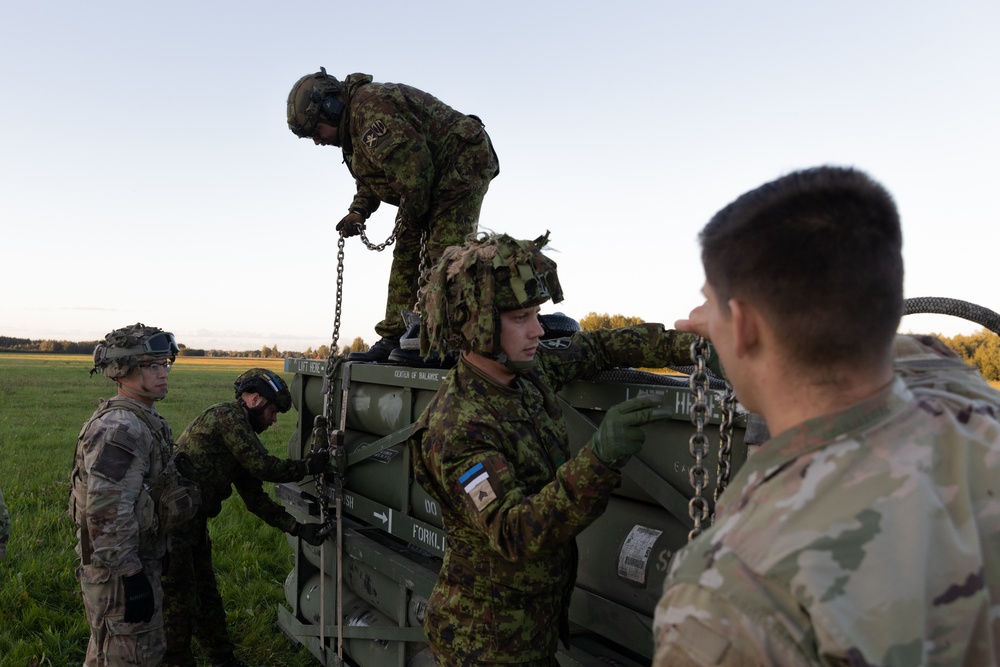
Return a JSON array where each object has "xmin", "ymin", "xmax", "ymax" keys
[
  {"xmin": 358, "ymin": 217, "xmax": 402, "ymax": 252},
  {"xmin": 715, "ymin": 384, "xmax": 736, "ymax": 504},
  {"xmin": 687, "ymin": 338, "xmax": 738, "ymax": 543},
  {"xmin": 687, "ymin": 337, "xmax": 711, "ymax": 543}
]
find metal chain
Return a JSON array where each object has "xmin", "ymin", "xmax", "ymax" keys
[
  {"xmin": 715, "ymin": 384, "xmax": 736, "ymax": 504},
  {"xmin": 358, "ymin": 217, "xmax": 402, "ymax": 252},
  {"xmin": 687, "ymin": 337, "xmax": 711, "ymax": 542}
]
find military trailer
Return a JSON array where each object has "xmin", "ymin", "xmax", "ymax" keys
[{"xmin": 275, "ymin": 352, "xmax": 751, "ymax": 666}]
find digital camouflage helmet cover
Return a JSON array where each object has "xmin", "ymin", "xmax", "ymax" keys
[
  {"xmin": 286, "ymin": 67, "xmax": 344, "ymax": 139},
  {"xmin": 418, "ymin": 231, "xmax": 563, "ymax": 360},
  {"xmin": 91, "ymin": 323, "xmax": 178, "ymax": 379}
]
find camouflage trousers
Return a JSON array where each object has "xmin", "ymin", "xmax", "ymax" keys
[
  {"xmin": 78, "ymin": 558, "xmax": 165, "ymax": 666},
  {"xmin": 375, "ymin": 133, "xmax": 499, "ymax": 340},
  {"xmin": 160, "ymin": 516, "xmax": 234, "ymax": 666}
]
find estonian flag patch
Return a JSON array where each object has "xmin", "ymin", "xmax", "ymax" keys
[{"xmin": 459, "ymin": 462, "xmax": 497, "ymax": 511}]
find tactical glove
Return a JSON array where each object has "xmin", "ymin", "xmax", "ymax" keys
[
  {"xmin": 304, "ymin": 450, "xmax": 330, "ymax": 476},
  {"xmin": 295, "ymin": 523, "xmax": 327, "ymax": 546},
  {"xmin": 589, "ymin": 395, "xmax": 669, "ymax": 466},
  {"xmin": 121, "ymin": 571, "xmax": 155, "ymax": 623},
  {"xmin": 336, "ymin": 211, "xmax": 366, "ymax": 238}
]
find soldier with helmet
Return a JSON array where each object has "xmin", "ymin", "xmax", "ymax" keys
[
  {"xmin": 161, "ymin": 368, "xmax": 329, "ymax": 667},
  {"xmin": 286, "ymin": 67, "xmax": 500, "ymax": 363},
  {"xmin": 409, "ymin": 231, "xmax": 702, "ymax": 665},
  {"xmin": 70, "ymin": 322, "xmax": 182, "ymax": 666}
]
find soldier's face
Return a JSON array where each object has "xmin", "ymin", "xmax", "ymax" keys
[
  {"xmin": 118, "ymin": 362, "xmax": 169, "ymax": 405},
  {"xmin": 313, "ymin": 122, "xmax": 339, "ymax": 147},
  {"xmin": 499, "ymin": 306, "xmax": 545, "ymax": 362}
]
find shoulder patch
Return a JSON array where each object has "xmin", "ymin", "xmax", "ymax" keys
[
  {"xmin": 459, "ymin": 461, "xmax": 498, "ymax": 512},
  {"xmin": 540, "ymin": 338, "xmax": 572, "ymax": 351},
  {"xmin": 362, "ymin": 120, "xmax": 390, "ymax": 150},
  {"xmin": 92, "ymin": 425, "xmax": 140, "ymax": 481}
]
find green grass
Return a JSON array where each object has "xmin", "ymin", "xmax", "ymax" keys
[{"xmin": 0, "ymin": 354, "xmax": 316, "ymax": 666}]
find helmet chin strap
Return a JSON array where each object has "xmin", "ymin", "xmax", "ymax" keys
[
  {"xmin": 118, "ymin": 377, "xmax": 168, "ymax": 402},
  {"xmin": 493, "ymin": 351, "xmax": 537, "ymax": 375}
]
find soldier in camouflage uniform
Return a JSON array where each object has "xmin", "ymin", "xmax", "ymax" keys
[
  {"xmin": 70, "ymin": 323, "xmax": 181, "ymax": 666},
  {"xmin": 409, "ymin": 231, "xmax": 699, "ymax": 665},
  {"xmin": 0, "ymin": 483, "xmax": 9, "ymax": 561},
  {"xmin": 653, "ymin": 166, "xmax": 1000, "ymax": 666},
  {"xmin": 161, "ymin": 368, "xmax": 329, "ymax": 667},
  {"xmin": 287, "ymin": 68, "xmax": 500, "ymax": 363}
]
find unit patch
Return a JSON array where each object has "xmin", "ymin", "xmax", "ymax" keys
[
  {"xmin": 362, "ymin": 120, "xmax": 389, "ymax": 149},
  {"xmin": 459, "ymin": 461, "xmax": 497, "ymax": 511}
]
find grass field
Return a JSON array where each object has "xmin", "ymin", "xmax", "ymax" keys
[{"xmin": 0, "ymin": 353, "xmax": 317, "ymax": 667}]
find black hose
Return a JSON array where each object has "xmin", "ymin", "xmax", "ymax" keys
[{"xmin": 902, "ymin": 297, "xmax": 1000, "ymax": 336}]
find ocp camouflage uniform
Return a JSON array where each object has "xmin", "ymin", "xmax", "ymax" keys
[
  {"xmin": 411, "ymin": 324, "xmax": 697, "ymax": 665},
  {"xmin": 71, "ymin": 396, "xmax": 173, "ymax": 666},
  {"xmin": 161, "ymin": 401, "xmax": 309, "ymax": 667},
  {"xmin": 653, "ymin": 334, "xmax": 1000, "ymax": 667},
  {"xmin": 338, "ymin": 73, "xmax": 500, "ymax": 339},
  {"xmin": 0, "ymin": 483, "xmax": 10, "ymax": 561}
]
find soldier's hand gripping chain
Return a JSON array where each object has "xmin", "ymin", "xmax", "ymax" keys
[
  {"xmin": 294, "ymin": 522, "xmax": 328, "ymax": 546},
  {"xmin": 589, "ymin": 395, "xmax": 670, "ymax": 466},
  {"xmin": 121, "ymin": 570, "xmax": 156, "ymax": 623},
  {"xmin": 336, "ymin": 211, "xmax": 366, "ymax": 238},
  {"xmin": 304, "ymin": 449, "xmax": 331, "ymax": 476}
]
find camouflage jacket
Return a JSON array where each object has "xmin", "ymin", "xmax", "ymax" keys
[
  {"xmin": 70, "ymin": 396, "xmax": 173, "ymax": 575},
  {"xmin": 653, "ymin": 334, "xmax": 1000, "ymax": 667},
  {"xmin": 174, "ymin": 401, "xmax": 305, "ymax": 531},
  {"xmin": 339, "ymin": 73, "xmax": 497, "ymax": 228},
  {"xmin": 411, "ymin": 324, "xmax": 699, "ymax": 663},
  {"xmin": 0, "ymin": 484, "xmax": 9, "ymax": 561}
]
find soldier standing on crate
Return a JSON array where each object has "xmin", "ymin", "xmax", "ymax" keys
[{"xmin": 286, "ymin": 67, "xmax": 500, "ymax": 364}]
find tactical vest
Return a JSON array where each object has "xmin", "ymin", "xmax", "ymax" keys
[{"xmin": 69, "ymin": 398, "xmax": 201, "ymax": 564}]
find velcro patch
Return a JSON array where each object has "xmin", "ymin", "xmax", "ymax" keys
[
  {"xmin": 459, "ymin": 461, "xmax": 497, "ymax": 511},
  {"xmin": 92, "ymin": 427, "xmax": 139, "ymax": 482},
  {"xmin": 362, "ymin": 120, "xmax": 389, "ymax": 149}
]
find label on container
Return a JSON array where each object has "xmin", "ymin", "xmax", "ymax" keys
[{"xmin": 618, "ymin": 525, "xmax": 663, "ymax": 586}]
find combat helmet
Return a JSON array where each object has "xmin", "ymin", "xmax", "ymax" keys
[
  {"xmin": 234, "ymin": 368, "xmax": 292, "ymax": 413},
  {"xmin": 287, "ymin": 67, "xmax": 345, "ymax": 139},
  {"xmin": 92, "ymin": 323, "xmax": 178, "ymax": 379},
  {"xmin": 418, "ymin": 231, "xmax": 563, "ymax": 361}
]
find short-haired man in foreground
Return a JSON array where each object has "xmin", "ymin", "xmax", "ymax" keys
[{"xmin": 653, "ymin": 166, "xmax": 1000, "ymax": 666}]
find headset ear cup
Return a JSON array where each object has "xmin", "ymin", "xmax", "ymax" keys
[{"xmin": 320, "ymin": 96, "xmax": 344, "ymax": 122}]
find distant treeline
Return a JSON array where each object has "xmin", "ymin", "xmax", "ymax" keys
[
  {"xmin": 0, "ymin": 336, "xmax": 309, "ymax": 359},
  {"xmin": 5, "ymin": 329, "xmax": 1000, "ymax": 380}
]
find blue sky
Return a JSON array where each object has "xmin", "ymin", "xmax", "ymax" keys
[{"xmin": 2, "ymin": 1, "xmax": 998, "ymax": 351}]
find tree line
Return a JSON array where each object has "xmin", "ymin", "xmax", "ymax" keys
[{"xmin": 5, "ymin": 324, "xmax": 1000, "ymax": 380}]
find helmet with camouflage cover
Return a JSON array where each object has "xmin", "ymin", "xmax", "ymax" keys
[
  {"xmin": 418, "ymin": 231, "xmax": 563, "ymax": 361},
  {"xmin": 92, "ymin": 323, "xmax": 178, "ymax": 379},
  {"xmin": 287, "ymin": 67, "xmax": 345, "ymax": 139},
  {"xmin": 234, "ymin": 368, "xmax": 292, "ymax": 413}
]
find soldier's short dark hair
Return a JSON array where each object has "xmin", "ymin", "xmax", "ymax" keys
[{"xmin": 700, "ymin": 165, "xmax": 903, "ymax": 371}]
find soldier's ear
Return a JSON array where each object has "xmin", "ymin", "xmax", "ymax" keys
[{"xmin": 242, "ymin": 392, "xmax": 266, "ymax": 409}]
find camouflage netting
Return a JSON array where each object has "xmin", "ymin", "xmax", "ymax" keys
[{"xmin": 418, "ymin": 231, "xmax": 563, "ymax": 359}]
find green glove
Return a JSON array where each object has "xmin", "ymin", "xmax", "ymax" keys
[{"xmin": 590, "ymin": 395, "xmax": 669, "ymax": 465}]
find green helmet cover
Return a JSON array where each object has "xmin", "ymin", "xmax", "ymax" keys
[
  {"xmin": 418, "ymin": 231, "xmax": 563, "ymax": 359},
  {"xmin": 234, "ymin": 368, "xmax": 292, "ymax": 413},
  {"xmin": 92, "ymin": 323, "xmax": 178, "ymax": 379},
  {"xmin": 286, "ymin": 67, "xmax": 343, "ymax": 138}
]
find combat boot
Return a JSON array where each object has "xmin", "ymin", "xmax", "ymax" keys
[{"xmin": 347, "ymin": 336, "xmax": 399, "ymax": 362}]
